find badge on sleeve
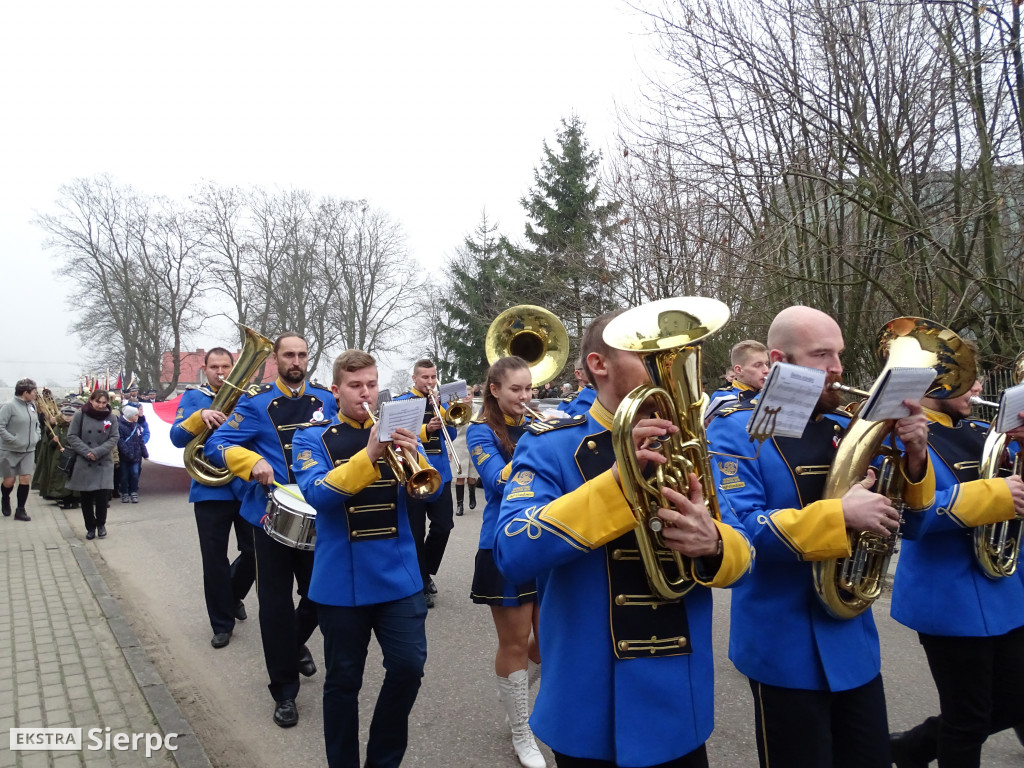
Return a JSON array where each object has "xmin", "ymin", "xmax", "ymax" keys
[{"xmin": 506, "ymin": 470, "xmax": 535, "ymax": 500}]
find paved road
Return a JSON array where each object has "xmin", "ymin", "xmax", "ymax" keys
[{"xmin": 71, "ymin": 462, "xmax": 1024, "ymax": 767}]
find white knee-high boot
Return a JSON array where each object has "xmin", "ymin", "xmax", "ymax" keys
[{"xmin": 496, "ymin": 669, "xmax": 546, "ymax": 768}]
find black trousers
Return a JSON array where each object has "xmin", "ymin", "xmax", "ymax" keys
[
  {"xmin": 553, "ymin": 744, "xmax": 707, "ymax": 768},
  {"xmin": 749, "ymin": 674, "xmax": 890, "ymax": 768},
  {"xmin": 896, "ymin": 625, "xmax": 1024, "ymax": 767},
  {"xmin": 407, "ymin": 481, "xmax": 454, "ymax": 581},
  {"xmin": 252, "ymin": 526, "xmax": 318, "ymax": 701},
  {"xmin": 194, "ymin": 499, "xmax": 256, "ymax": 635},
  {"xmin": 80, "ymin": 490, "xmax": 108, "ymax": 531}
]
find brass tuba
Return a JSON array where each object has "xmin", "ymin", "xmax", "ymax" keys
[
  {"xmin": 485, "ymin": 304, "xmax": 570, "ymax": 388},
  {"xmin": 813, "ymin": 317, "xmax": 976, "ymax": 619},
  {"xmin": 973, "ymin": 351, "xmax": 1024, "ymax": 579},
  {"xmin": 603, "ymin": 296, "xmax": 731, "ymax": 601},
  {"xmin": 183, "ymin": 324, "xmax": 274, "ymax": 486}
]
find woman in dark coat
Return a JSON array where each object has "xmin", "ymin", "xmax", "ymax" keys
[{"xmin": 65, "ymin": 390, "xmax": 118, "ymax": 539}]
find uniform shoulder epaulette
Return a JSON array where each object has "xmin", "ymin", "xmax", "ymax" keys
[
  {"xmin": 561, "ymin": 390, "xmax": 580, "ymax": 404},
  {"xmin": 717, "ymin": 401, "xmax": 757, "ymax": 418},
  {"xmin": 184, "ymin": 384, "xmax": 198, "ymax": 391},
  {"xmin": 295, "ymin": 420, "xmax": 331, "ymax": 431},
  {"xmin": 309, "ymin": 378, "xmax": 327, "ymax": 391},
  {"xmin": 525, "ymin": 414, "xmax": 588, "ymax": 435},
  {"xmin": 248, "ymin": 383, "xmax": 275, "ymax": 397},
  {"xmin": 470, "ymin": 414, "xmax": 487, "ymax": 424}
]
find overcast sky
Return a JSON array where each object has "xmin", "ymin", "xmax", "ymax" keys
[{"xmin": 0, "ymin": 1, "xmax": 656, "ymax": 389}]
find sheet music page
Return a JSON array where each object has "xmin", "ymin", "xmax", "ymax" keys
[
  {"xmin": 995, "ymin": 382, "xmax": 1024, "ymax": 433},
  {"xmin": 438, "ymin": 379, "xmax": 468, "ymax": 402},
  {"xmin": 746, "ymin": 362, "xmax": 826, "ymax": 439},
  {"xmin": 857, "ymin": 367, "xmax": 936, "ymax": 422},
  {"xmin": 376, "ymin": 399, "xmax": 426, "ymax": 442}
]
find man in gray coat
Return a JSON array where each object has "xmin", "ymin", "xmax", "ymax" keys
[{"xmin": 0, "ymin": 378, "xmax": 40, "ymax": 521}]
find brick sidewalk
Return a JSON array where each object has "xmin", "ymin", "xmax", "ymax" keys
[{"xmin": 0, "ymin": 498, "xmax": 210, "ymax": 768}]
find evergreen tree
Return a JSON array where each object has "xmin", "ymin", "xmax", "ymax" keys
[
  {"xmin": 438, "ymin": 212, "xmax": 519, "ymax": 386},
  {"xmin": 519, "ymin": 116, "xmax": 621, "ymax": 349}
]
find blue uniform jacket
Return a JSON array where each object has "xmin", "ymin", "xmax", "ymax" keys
[
  {"xmin": 204, "ymin": 379, "xmax": 336, "ymax": 528},
  {"xmin": 394, "ymin": 388, "xmax": 456, "ymax": 484},
  {"xmin": 891, "ymin": 410, "xmax": 1024, "ymax": 637},
  {"xmin": 170, "ymin": 387, "xmax": 246, "ymax": 503},
  {"xmin": 708, "ymin": 404, "xmax": 934, "ymax": 692},
  {"xmin": 494, "ymin": 400, "xmax": 752, "ymax": 766},
  {"xmin": 466, "ymin": 415, "xmax": 526, "ymax": 550},
  {"xmin": 292, "ymin": 414, "xmax": 440, "ymax": 606},
  {"xmin": 560, "ymin": 386, "xmax": 596, "ymax": 417}
]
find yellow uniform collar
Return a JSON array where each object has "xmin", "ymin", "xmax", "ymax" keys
[
  {"xmin": 589, "ymin": 399, "xmax": 615, "ymax": 431},
  {"xmin": 338, "ymin": 412, "xmax": 372, "ymax": 429},
  {"xmin": 924, "ymin": 406, "xmax": 954, "ymax": 427},
  {"xmin": 275, "ymin": 378, "xmax": 306, "ymax": 398}
]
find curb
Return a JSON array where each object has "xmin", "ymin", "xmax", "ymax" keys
[{"xmin": 56, "ymin": 511, "xmax": 214, "ymax": 768}]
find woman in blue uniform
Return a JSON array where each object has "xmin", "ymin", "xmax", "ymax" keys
[{"xmin": 467, "ymin": 356, "xmax": 545, "ymax": 768}]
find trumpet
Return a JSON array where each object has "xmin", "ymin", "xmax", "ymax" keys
[
  {"xmin": 362, "ymin": 402, "xmax": 442, "ymax": 500},
  {"xmin": 428, "ymin": 387, "xmax": 471, "ymax": 474}
]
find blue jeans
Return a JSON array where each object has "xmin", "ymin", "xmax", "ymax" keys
[
  {"xmin": 122, "ymin": 461, "xmax": 141, "ymax": 494},
  {"xmin": 319, "ymin": 593, "xmax": 428, "ymax": 768}
]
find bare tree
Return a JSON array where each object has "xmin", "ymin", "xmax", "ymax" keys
[
  {"xmin": 623, "ymin": 0, "xmax": 1024, "ymax": 378},
  {"xmin": 36, "ymin": 175, "xmax": 207, "ymax": 396}
]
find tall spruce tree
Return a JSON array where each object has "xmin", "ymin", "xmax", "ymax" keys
[
  {"xmin": 519, "ymin": 116, "xmax": 621, "ymax": 350},
  {"xmin": 438, "ymin": 212, "xmax": 519, "ymax": 386}
]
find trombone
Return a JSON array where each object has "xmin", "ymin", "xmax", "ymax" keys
[
  {"xmin": 428, "ymin": 387, "xmax": 471, "ymax": 474},
  {"xmin": 362, "ymin": 403, "xmax": 442, "ymax": 500}
]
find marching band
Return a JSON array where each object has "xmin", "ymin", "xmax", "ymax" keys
[{"xmin": 15, "ymin": 299, "xmax": 1024, "ymax": 768}]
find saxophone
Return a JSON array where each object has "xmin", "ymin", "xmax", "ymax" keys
[
  {"xmin": 813, "ymin": 317, "xmax": 976, "ymax": 619},
  {"xmin": 973, "ymin": 351, "xmax": 1024, "ymax": 579},
  {"xmin": 183, "ymin": 324, "xmax": 274, "ymax": 486},
  {"xmin": 603, "ymin": 296, "xmax": 731, "ymax": 601}
]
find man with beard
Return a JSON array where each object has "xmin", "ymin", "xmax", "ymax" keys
[
  {"xmin": 707, "ymin": 306, "xmax": 932, "ymax": 768},
  {"xmin": 493, "ymin": 309, "xmax": 753, "ymax": 768},
  {"xmin": 170, "ymin": 347, "xmax": 256, "ymax": 650},
  {"xmin": 206, "ymin": 333, "xmax": 337, "ymax": 728}
]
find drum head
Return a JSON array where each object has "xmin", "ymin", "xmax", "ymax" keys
[{"xmin": 271, "ymin": 484, "xmax": 317, "ymax": 517}]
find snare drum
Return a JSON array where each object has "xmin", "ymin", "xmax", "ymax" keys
[{"xmin": 264, "ymin": 484, "xmax": 317, "ymax": 550}]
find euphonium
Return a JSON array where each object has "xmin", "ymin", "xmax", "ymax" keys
[
  {"xmin": 973, "ymin": 351, "xmax": 1024, "ymax": 579},
  {"xmin": 813, "ymin": 317, "xmax": 976, "ymax": 619},
  {"xmin": 603, "ymin": 296, "xmax": 731, "ymax": 601},
  {"xmin": 362, "ymin": 403, "xmax": 442, "ymax": 500},
  {"xmin": 183, "ymin": 324, "xmax": 274, "ymax": 486}
]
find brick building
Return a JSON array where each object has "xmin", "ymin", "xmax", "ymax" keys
[{"xmin": 160, "ymin": 349, "xmax": 276, "ymax": 392}]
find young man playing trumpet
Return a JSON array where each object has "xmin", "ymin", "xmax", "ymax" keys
[
  {"xmin": 292, "ymin": 350, "xmax": 440, "ymax": 768},
  {"xmin": 395, "ymin": 358, "xmax": 458, "ymax": 607}
]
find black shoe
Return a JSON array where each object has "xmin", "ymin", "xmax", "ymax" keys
[
  {"xmin": 469, "ymin": 491, "xmax": 477, "ymax": 510},
  {"xmin": 456, "ymin": 501, "xmax": 464, "ymax": 516},
  {"xmin": 85, "ymin": 529, "xmax": 96, "ymax": 540},
  {"xmin": 1, "ymin": 500, "xmax": 10, "ymax": 517},
  {"xmin": 97, "ymin": 526, "xmax": 106, "ymax": 538},
  {"xmin": 426, "ymin": 576, "xmax": 438, "ymax": 594},
  {"xmin": 14, "ymin": 508, "xmax": 30, "ymax": 522},
  {"xmin": 890, "ymin": 731, "xmax": 927, "ymax": 768},
  {"xmin": 211, "ymin": 632, "xmax": 232, "ymax": 649},
  {"xmin": 234, "ymin": 601, "xmax": 247, "ymax": 621},
  {"xmin": 424, "ymin": 590, "xmax": 435, "ymax": 609},
  {"xmin": 298, "ymin": 647, "xmax": 317, "ymax": 677},
  {"xmin": 273, "ymin": 699, "xmax": 298, "ymax": 728}
]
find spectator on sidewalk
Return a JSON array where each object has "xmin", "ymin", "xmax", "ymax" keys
[
  {"xmin": 0, "ymin": 378, "xmax": 41, "ymax": 521},
  {"xmin": 66, "ymin": 389, "xmax": 118, "ymax": 540}
]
